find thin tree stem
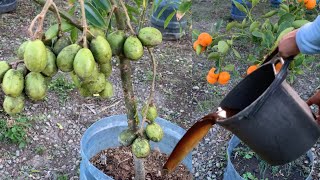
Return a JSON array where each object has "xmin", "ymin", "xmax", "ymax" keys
[
  {"xmin": 118, "ymin": 0, "xmax": 136, "ymax": 34},
  {"xmin": 51, "ymin": 2, "xmax": 62, "ymax": 37},
  {"xmin": 79, "ymin": 0, "xmax": 88, "ymax": 48}
]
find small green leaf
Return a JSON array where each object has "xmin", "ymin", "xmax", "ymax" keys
[
  {"xmin": 249, "ymin": 21, "xmax": 260, "ymax": 32},
  {"xmin": 164, "ymin": 11, "xmax": 176, "ymax": 29},
  {"xmin": 224, "ymin": 64, "xmax": 235, "ymax": 71},
  {"xmin": 261, "ymin": 10, "xmax": 277, "ymax": 18},
  {"xmin": 92, "ymin": 0, "xmax": 111, "ymax": 12},
  {"xmin": 214, "ymin": 19, "xmax": 223, "ymax": 32},
  {"xmin": 252, "ymin": 30, "xmax": 264, "ymax": 38},
  {"xmin": 233, "ymin": 0, "xmax": 247, "ymax": 14},
  {"xmin": 178, "ymin": 0, "xmax": 191, "ymax": 14},
  {"xmin": 252, "ymin": 0, "xmax": 259, "ymax": 8},
  {"xmin": 208, "ymin": 52, "xmax": 220, "ymax": 60},
  {"xmin": 278, "ymin": 13, "xmax": 295, "ymax": 26},
  {"xmin": 218, "ymin": 41, "xmax": 229, "ymax": 54},
  {"xmin": 157, "ymin": 4, "xmax": 170, "ymax": 19},
  {"xmin": 192, "ymin": 29, "xmax": 201, "ymax": 40},
  {"xmin": 227, "ymin": 40, "xmax": 233, "ymax": 45},
  {"xmin": 226, "ymin": 21, "xmax": 237, "ymax": 31},
  {"xmin": 232, "ymin": 48, "xmax": 241, "ymax": 59},
  {"xmin": 70, "ymin": 28, "xmax": 78, "ymax": 43}
]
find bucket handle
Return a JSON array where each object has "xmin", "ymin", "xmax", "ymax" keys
[{"xmin": 246, "ymin": 55, "xmax": 294, "ymax": 117}]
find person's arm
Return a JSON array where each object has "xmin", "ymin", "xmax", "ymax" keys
[
  {"xmin": 296, "ymin": 16, "xmax": 320, "ymax": 54},
  {"xmin": 279, "ymin": 16, "xmax": 320, "ymax": 57}
]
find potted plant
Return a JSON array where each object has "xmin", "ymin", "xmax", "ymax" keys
[
  {"xmin": 224, "ymin": 135, "xmax": 315, "ymax": 180},
  {"xmin": 0, "ymin": 0, "xmax": 17, "ymax": 14},
  {"xmin": 0, "ymin": 0, "xmax": 192, "ymax": 178}
]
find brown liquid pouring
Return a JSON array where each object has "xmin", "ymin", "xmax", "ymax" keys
[{"xmin": 163, "ymin": 107, "xmax": 240, "ymax": 173}]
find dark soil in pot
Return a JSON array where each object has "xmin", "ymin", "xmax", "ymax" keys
[
  {"xmin": 90, "ymin": 146, "xmax": 192, "ymax": 180},
  {"xmin": 231, "ymin": 142, "xmax": 312, "ymax": 180}
]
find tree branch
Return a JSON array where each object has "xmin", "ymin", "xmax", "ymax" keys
[
  {"xmin": 32, "ymin": 0, "xmax": 83, "ymax": 30},
  {"xmin": 118, "ymin": 0, "xmax": 136, "ymax": 34},
  {"xmin": 51, "ymin": 2, "xmax": 63, "ymax": 37},
  {"xmin": 79, "ymin": 0, "xmax": 88, "ymax": 48}
]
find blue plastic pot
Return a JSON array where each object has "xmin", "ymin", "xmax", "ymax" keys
[
  {"xmin": 80, "ymin": 114, "xmax": 192, "ymax": 180},
  {"xmin": 223, "ymin": 136, "xmax": 315, "ymax": 180},
  {"xmin": 270, "ymin": 0, "xmax": 282, "ymax": 7},
  {"xmin": 151, "ymin": 0, "xmax": 187, "ymax": 40},
  {"xmin": 0, "ymin": 0, "xmax": 16, "ymax": 14}
]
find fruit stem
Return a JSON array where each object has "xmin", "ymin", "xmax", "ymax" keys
[
  {"xmin": 79, "ymin": 0, "xmax": 88, "ymax": 48},
  {"xmin": 138, "ymin": 0, "xmax": 149, "ymax": 32},
  {"xmin": 9, "ymin": 60, "xmax": 24, "ymax": 69},
  {"xmin": 138, "ymin": 47, "xmax": 157, "ymax": 135},
  {"xmin": 28, "ymin": 0, "xmax": 53, "ymax": 40},
  {"xmin": 51, "ymin": 1, "xmax": 63, "ymax": 37},
  {"xmin": 118, "ymin": 0, "xmax": 136, "ymax": 35},
  {"xmin": 32, "ymin": 0, "xmax": 83, "ymax": 30}
]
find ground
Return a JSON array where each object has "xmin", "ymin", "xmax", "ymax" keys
[{"xmin": 0, "ymin": 0, "xmax": 319, "ymax": 180}]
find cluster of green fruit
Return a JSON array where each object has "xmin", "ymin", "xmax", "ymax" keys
[
  {"xmin": 119, "ymin": 104, "xmax": 164, "ymax": 158},
  {"xmin": 0, "ymin": 23, "xmax": 161, "ymax": 116}
]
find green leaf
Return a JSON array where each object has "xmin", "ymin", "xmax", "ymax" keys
[
  {"xmin": 134, "ymin": 0, "xmax": 143, "ymax": 7},
  {"xmin": 84, "ymin": 2, "xmax": 107, "ymax": 28},
  {"xmin": 218, "ymin": 41, "xmax": 229, "ymax": 54},
  {"xmin": 208, "ymin": 52, "xmax": 220, "ymax": 60},
  {"xmin": 224, "ymin": 64, "xmax": 235, "ymax": 71},
  {"xmin": 153, "ymin": 0, "xmax": 164, "ymax": 13},
  {"xmin": 232, "ymin": 48, "xmax": 241, "ymax": 59},
  {"xmin": 252, "ymin": 0, "xmax": 259, "ymax": 8},
  {"xmin": 92, "ymin": 0, "xmax": 111, "ymax": 12},
  {"xmin": 178, "ymin": 0, "xmax": 191, "ymax": 14},
  {"xmin": 277, "ymin": 21, "xmax": 292, "ymax": 35},
  {"xmin": 252, "ymin": 30, "xmax": 264, "ymax": 38},
  {"xmin": 226, "ymin": 21, "xmax": 237, "ymax": 31},
  {"xmin": 157, "ymin": 4, "xmax": 170, "ymax": 19},
  {"xmin": 278, "ymin": 13, "xmax": 295, "ymax": 26},
  {"xmin": 232, "ymin": 0, "xmax": 247, "ymax": 14},
  {"xmin": 249, "ymin": 21, "xmax": 260, "ymax": 32},
  {"xmin": 164, "ymin": 11, "xmax": 176, "ymax": 29},
  {"xmin": 261, "ymin": 30, "xmax": 275, "ymax": 48},
  {"xmin": 126, "ymin": 4, "xmax": 140, "ymax": 15},
  {"xmin": 261, "ymin": 10, "xmax": 277, "ymax": 18}
]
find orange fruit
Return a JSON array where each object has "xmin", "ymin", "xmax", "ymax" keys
[
  {"xmin": 207, "ymin": 74, "xmax": 217, "ymax": 84},
  {"xmin": 198, "ymin": 33, "xmax": 213, "ymax": 47},
  {"xmin": 246, "ymin": 65, "xmax": 258, "ymax": 75},
  {"xmin": 275, "ymin": 63, "xmax": 282, "ymax": 73},
  {"xmin": 208, "ymin": 68, "xmax": 219, "ymax": 79},
  {"xmin": 305, "ymin": 0, "xmax": 316, "ymax": 9},
  {"xmin": 193, "ymin": 40, "xmax": 206, "ymax": 53},
  {"xmin": 218, "ymin": 71, "xmax": 230, "ymax": 85}
]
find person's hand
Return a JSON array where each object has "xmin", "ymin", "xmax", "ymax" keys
[
  {"xmin": 278, "ymin": 29, "xmax": 300, "ymax": 58},
  {"xmin": 306, "ymin": 90, "xmax": 320, "ymax": 124}
]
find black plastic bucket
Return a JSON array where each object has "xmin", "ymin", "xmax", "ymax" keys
[
  {"xmin": 0, "ymin": 0, "xmax": 17, "ymax": 14},
  {"xmin": 217, "ymin": 55, "xmax": 320, "ymax": 165},
  {"xmin": 151, "ymin": 0, "xmax": 187, "ymax": 40}
]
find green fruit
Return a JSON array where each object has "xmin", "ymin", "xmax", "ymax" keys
[
  {"xmin": 17, "ymin": 41, "xmax": 30, "ymax": 59},
  {"xmin": 107, "ymin": 31, "xmax": 126, "ymax": 55},
  {"xmin": 90, "ymin": 36, "xmax": 112, "ymax": 64},
  {"xmin": 99, "ymin": 62, "xmax": 112, "ymax": 78},
  {"xmin": 82, "ymin": 63, "xmax": 99, "ymax": 83},
  {"xmin": 79, "ymin": 86, "xmax": 92, "ymax": 97},
  {"xmin": 57, "ymin": 44, "xmax": 81, "ymax": 72},
  {"xmin": 124, "ymin": 36, "xmax": 144, "ymax": 60},
  {"xmin": 70, "ymin": 71, "xmax": 81, "ymax": 88},
  {"xmin": 73, "ymin": 48, "xmax": 96, "ymax": 79},
  {"xmin": 25, "ymin": 72, "xmax": 47, "ymax": 101},
  {"xmin": 82, "ymin": 73, "xmax": 106, "ymax": 94},
  {"xmin": 0, "ymin": 61, "xmax": 10, "ymax": 83},
  {"xmin": 142, "ymin": 104, "xmax": 158, "ymax": 122},
  {"xmin": 99, "ymin": 81, "xmax": 113, "ymax": 98},
  {"xmin": 145, "ymin": 123, "xmax": 163, "ymax": 142},
  {"xmin": 16, "ymin": 64, "xmax": 28, "ymax": 77},
  {"xmin": 44, "ymin": 22, "xmax": 74, "ymax": 41},
  {"xmin": 2, "ymin": 69, "xmax": 24, "ymax": 97},
  {"xmin": 292, "ymin": 20, "xmax": 310, "ymax": 29},
  {"xmin": 138, "ymin": 27, "xmax": 162, "ymax": 47},
  {"xmin": 24, "ymin": 40, "xmax": 47, "ymax": 72},
  {"xmin": 132, "ymin": 138, "xmax": 150, "ymax": 158},
  {"xmin": 87, "ymin": 26, "xmax": 105, "ymax": 41},
  {"xmin": 42, "ymin": 48, "xmax": 58, "ymax": 77},
  {"xmin": 118, "ymin": 129, "xmax": 137, "ymax": 146},
  {"xmin": 3, "ymin": 95, "xmax": 25, "ymax": 115},
  {"xmin": 53, "ymin": 36, "xmax": 72, "ymax": 55}
]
